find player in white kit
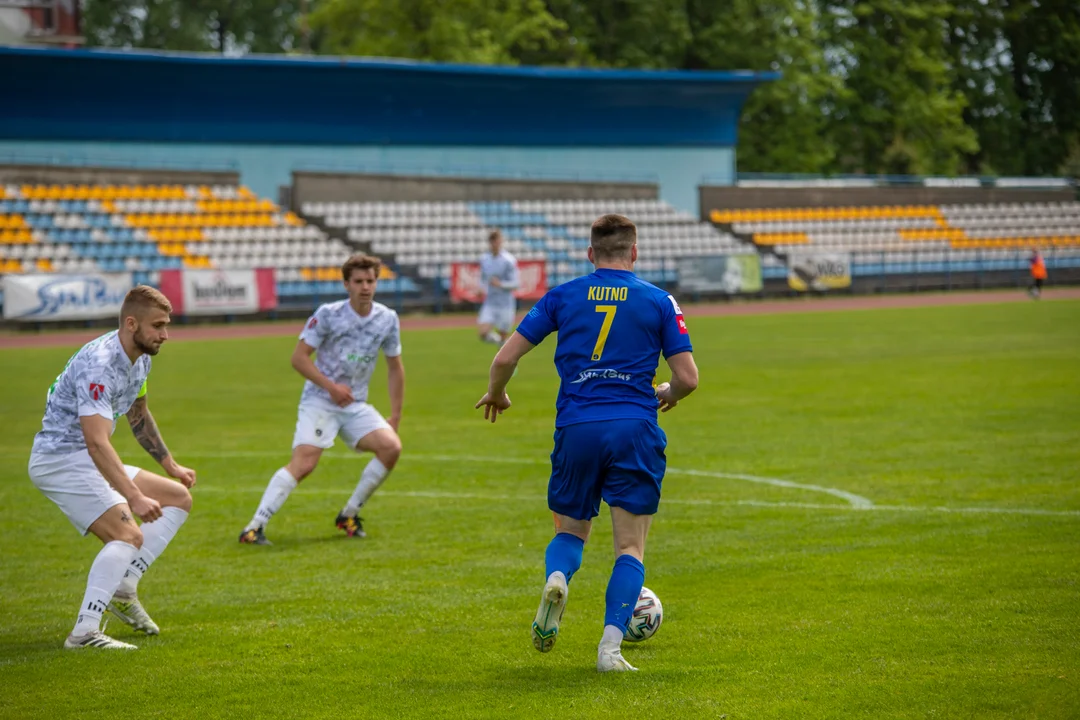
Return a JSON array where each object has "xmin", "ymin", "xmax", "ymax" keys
[
  {"xmin": 477, "ymin": 229, "xmax": 520, "ymax": 345},
  {"xmin": 28, "ymin": 286, "xmax": 197, "ymax": 650},
  {"xmin": 240, "ymin": 254, "xmax": 405, "ymax": 544}
]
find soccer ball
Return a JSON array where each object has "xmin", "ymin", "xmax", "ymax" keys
[{"xmin": 623, "ymin": 586, "xmax": 663, "ymax": 642}]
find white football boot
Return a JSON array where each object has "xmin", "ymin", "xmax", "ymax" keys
[
  {"xmin": 597, "ymin": 646, "xmax": 638, "ymax": 672},
  {"xmin": 108, "ymin": 596, "xmax": 160, "ymax": 635},
  {"xmin": 531, "ymin": 572, "xmax": 568, "ymax": 653},
  {"xmin": 64, "ymin": 630, "xmax": 138, "ymax": 650}
]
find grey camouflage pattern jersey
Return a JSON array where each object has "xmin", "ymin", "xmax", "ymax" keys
[
  {"xmin": 32, "ymin": 331, "xmax": 151, "ymax": 456},
  {"xmin": 480, "ymin": 250, "xmax": 519, "ymax": 310},
  {"xmin": 298, "ymin": 300, "xmax": 402, "ymax": 407}
]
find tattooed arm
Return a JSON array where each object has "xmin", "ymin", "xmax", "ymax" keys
[
  {"xmin": 127, "ymin": 396, "xmax": 170, "ymax": 463},
  {"xmin": 127, "ymin": 397, "xmax": 197, "ymax": 488}
]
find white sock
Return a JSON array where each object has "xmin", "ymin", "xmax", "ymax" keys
[
  {"xmin": 247, "ymin": 468, "xmax": 298, "ymax": 531},
  {"xmin": 73, "ymin": 541, "xmax": 138, "ymax": 636},
  {"xmin": 342, "ymin": 458, "xmax": 389, "ymax": 517},
  {"xmin": 116, "ymin": 507, "xmax": 188, "ymax": 598},
  {"xmin": 599, "ymin": 624, "xmax": 625, "ymax": 651},
  {"xmin": 483, "ymin": 330, "xmax": 502, "ymax": 345}
]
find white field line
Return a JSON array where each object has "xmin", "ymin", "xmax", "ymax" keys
[
  {"xmin": 179, "ymin": 450, "xmax": 873, "ymax": 507},
  {"xmin": 174, "ymin": 450, "xmax": 1080, "ymax": 517}
]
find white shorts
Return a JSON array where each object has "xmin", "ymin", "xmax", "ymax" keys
[
  {"xmin": 28, "ymin": 450, "xmax": 142, "ymax": 536},
  {"xmin": 478, "ymin": 303, "xmax": 515, "ymax": 333},
  {"xmin": 292, "ymin": 401, "xmax": 392, "ymax": 450}
]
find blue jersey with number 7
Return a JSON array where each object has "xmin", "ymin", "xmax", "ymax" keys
[{"xmin": 515, "ymin": 268, "xmax": 693, "ymax": 428}]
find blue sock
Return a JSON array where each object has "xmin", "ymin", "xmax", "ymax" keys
[
  {"xmin": 544, "ymin": 533, "xmax": 584, "ymax": 583},
  {"xmin": 603, "ymin": 554, "xmax": 645, "ymax": 630}
]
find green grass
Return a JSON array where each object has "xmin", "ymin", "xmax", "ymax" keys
[{"xmin": 1, "ymin": 299, "xmax": 1079, "ymax": 719}]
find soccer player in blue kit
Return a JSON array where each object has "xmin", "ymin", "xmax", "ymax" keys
[{"xmin": 475, "ymin": 213, "xmax": 699, "ymax": 672}]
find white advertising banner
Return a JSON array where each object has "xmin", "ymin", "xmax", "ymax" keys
[
  {"xmin": 158, "ymin": 268, "xmax": 277, "ymax": 316},
  {"xmin": 2, "ymin": 273, "xmax": 133, "ymax": 321},
  {"xmin": 787, "ymin": 253, "xmax": 853, "ymax": 291}
]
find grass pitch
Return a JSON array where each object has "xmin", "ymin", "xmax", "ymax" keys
[{"xmin": 0, "ymin": 299, "xmax": 1078, "ymax": 719}]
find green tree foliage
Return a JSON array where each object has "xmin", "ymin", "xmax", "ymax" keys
[
  {"xmin": 306, "ymin": 0, "xmax": 575, "ymax": 65},
  {"xmin": 682, "ymin": 0, "xmax": 846, "ymax": 173},
  {"xmin": 823, "ymin": 0, "xmax": 978, "ymax": 175},
  {"xmin": 82, "ymin": 0, "xmax": 305, "ymax": 54},
  {"xmin": 79, "ymin": 0, "xmax": 1080, "ymax": 177}
]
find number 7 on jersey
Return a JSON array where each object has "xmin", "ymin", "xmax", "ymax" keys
[{"xmin": 591, "ymin": 305, "xmax": 618, "ymax": 361}]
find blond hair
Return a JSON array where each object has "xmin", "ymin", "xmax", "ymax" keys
[
  {"xmin": 120, "ymin": 285, "xmax": 172, "ymax": 321},
  {"xmin": 590, "ymin": 214, "xmax": 637, "ymax": 261}
]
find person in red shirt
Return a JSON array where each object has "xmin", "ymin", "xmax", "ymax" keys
[{"xmin": 1029, "ymin": 249, "xmax": 1047, "ymax": 299}]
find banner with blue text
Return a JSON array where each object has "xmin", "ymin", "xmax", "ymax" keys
[{"xmin": 2, "ymin": 273, "xmax": 133, "ymax": 321}]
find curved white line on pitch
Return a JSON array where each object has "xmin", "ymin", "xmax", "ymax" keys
[
  {"xmin": 191, "ymin": 486, "xmax": 1080, "ymax": 517},
  {"xmin": 667, "ymin": 467, "xmax": 874, "ymax": 509},
  {"xmin": 180, "ymin": 449, "xmax": 873, "ymax": 507}
]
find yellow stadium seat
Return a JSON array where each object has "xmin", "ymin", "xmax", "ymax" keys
[{"xmin": 37, "ymin": 258, "xmax": 53, "ymax": 272}]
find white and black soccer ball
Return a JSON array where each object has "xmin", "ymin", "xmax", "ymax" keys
[{"xmin": 623, "ymin": 586, "xmax": 663, "ymax": 642}]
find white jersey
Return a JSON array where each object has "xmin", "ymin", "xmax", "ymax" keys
[
  {"xmin": 298, "ymin": 300, "xmax": 402, "ymax": 408},
  {"xmin": 32, "ymin": 331, "xmax": 151, "ymax": 456},
  {"xmin": 480, "ymin": 250, "xmax": 519, "ymax": 310}
]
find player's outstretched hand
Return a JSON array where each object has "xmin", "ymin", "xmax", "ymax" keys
[
  {"xmin": 655, "ymin": 382, "xmax": 679, "ymax": 413},
  {"xmin": 475, "ymin": 391, "xmax": 511, "ymax": 423},
  {"xmin": 329, "ymin": 383, "xmax": 355, "ymax": 407},
  {"xmin": 164, "ymin": 458, "xmax": 197, "ymax": 488},
  {"xmin": 130, "ymin": 493, "xmax": 163, "ymax": 523}
]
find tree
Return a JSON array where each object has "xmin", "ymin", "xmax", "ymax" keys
[
  {"xmin": 307, "ymin": 0, "xmax": 576, "ymax": 65},
  {"xmin": 682, "ymin": 0, "xmax": 845, "ymax": 173},
  {"xmin": 81, "ymin": 0, "xmax": 305, "ymax": 54},
  {"xmin": 822, "ymin": 0, "xmax": 979, "ymax": 175}
]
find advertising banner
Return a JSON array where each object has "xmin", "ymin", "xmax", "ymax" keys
[
  {"xmin": 450, "ymin": 260, "xmax": 547, "ymax": 303},
  {"xmin": 787, "ymin": 253, "xmax": 852, "ymax": 291},
  {"xmin": 2, "ymin": 273, "xmax": 133, "ymax": 321},
  {"xmin": 677, "ymin": 254, "xmax": 763, "ymax": 294},
  {"xmin": 159, "ymin": 268, "xmax": 277, "ymax": 316}
]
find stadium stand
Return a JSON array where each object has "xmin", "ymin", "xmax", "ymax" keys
[
  {"xmin": 303, "ymin": 198, "xmax": 746, "ymax": 287},
  {"xmin": 0, "ymin": 183, "xmax": 418, "ymax": 306},
  {"xmin": 710, "ymin": 202, "xmax": 1080, "ymax": 279}
]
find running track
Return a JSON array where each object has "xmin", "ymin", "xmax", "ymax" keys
[{"xmin": 2, "ymin": 288, "xmax": 1078, "ymax": 350}]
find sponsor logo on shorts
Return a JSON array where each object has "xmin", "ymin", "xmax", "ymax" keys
[{"xmin": 570, "ymin": 368, "xmax": 632, "ymax": 384}]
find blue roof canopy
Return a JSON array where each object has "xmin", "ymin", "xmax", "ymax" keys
[{"xmin": 0, "ymin": 47, "xmax": 777, "ymax": 147}]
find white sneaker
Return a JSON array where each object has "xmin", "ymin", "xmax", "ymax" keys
[
  {"xmin": 108, "ymin": 596, "xmax": 160, "ymax": 635},
  {"xmin": 64, "ymin": 630, "xmax": 138, "ymax": 650},
  {"xmin": 531, "ymin": 573, "xmax": 568, "ymax": 653},
  {"xmin": 597, "ymin": 647, "xmax": 637, "ymax": 672}
]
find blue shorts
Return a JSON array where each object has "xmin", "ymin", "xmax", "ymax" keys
[{"xmin": 548, "ymin": 419, "xmax": 667, "ymax": 520}]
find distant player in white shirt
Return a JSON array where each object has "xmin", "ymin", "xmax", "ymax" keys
[
  {"xmin": 29, "ymin": 286, "xmax": 197, "ymax": 650},
  {"xmin": 240, "ymin": 254, "xmax": 405, "ymax": 544},
  {"xmin": 477, "ymin": 229, "xmax": 520, "ymax": 345}
]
